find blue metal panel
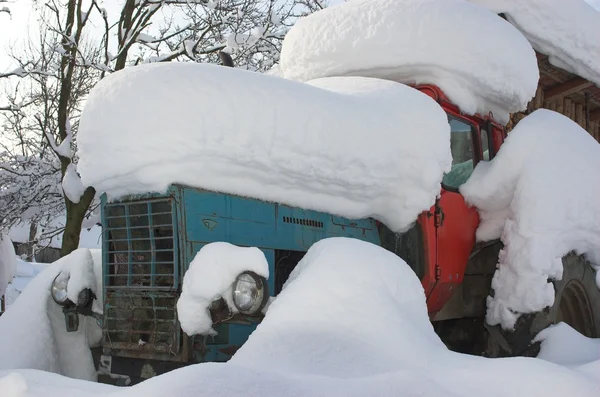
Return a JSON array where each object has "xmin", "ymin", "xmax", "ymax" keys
[
  {"xmin": 100, "ymin": 185, "xmax": 382, "ymax": 366},
  {"xmin": 179, "ymin": 186, "xmax": 380, "ymax": 265}
]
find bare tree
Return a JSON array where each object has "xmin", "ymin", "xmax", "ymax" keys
[{"xmin": 0, "ymin": 0, "xmax": 327, "ymax": 257}]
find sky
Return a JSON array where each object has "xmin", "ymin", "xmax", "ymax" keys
[{"xmin": 0, "ymin": 0, "xmax": 125, "ymax": 71}]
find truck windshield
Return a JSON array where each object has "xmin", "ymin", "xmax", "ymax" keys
[{"xmin": 442, "ymin": 116, "xmax": 475, "ymax": 190}]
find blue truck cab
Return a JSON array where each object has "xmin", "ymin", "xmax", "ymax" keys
[{"xmin": 96, "ymin": 184, "xmax": 383, "ymax": 383}]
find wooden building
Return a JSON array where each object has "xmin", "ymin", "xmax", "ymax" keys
[{"xmin": 508, "ymin": 51, "xmax": 600, "ymax": 141}]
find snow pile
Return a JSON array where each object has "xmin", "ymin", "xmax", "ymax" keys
[
  {"xmin": 0, "ymin": 248, "xmax": 102, "ymax": 381},
  {"xmin": 77, "ymin": 62, "xmax": 452, "ymax": 233},
  {"xmin": 278, "ymin": 0, "xmax": 539, "ymax": 123},
  {"xmin": 0, "ymin": 234, "xmax": 17, "ymax": 298},
  {"xmin": 535, "ymin": 322, "xmax": 600, "ymax": 367},
  {"xmin": 460, "ymin": 109, "xmax": 600, "ymax": 330},
  {"xmin": 230, "ymin": 237, "xmax": 444, "ymax": 377},
  {"xmin": 2, "ymin": 238, "xmax": 600, "ymax": 397},
  {"xmin": 177, "ymin": 243, "xmax": 269, "ymax": 336},
  {"xmin": 468, "ymin": 0, "xmax": 600, "ymax": 85},
  {"xmin": 3, "ymin": 259, "xmax": 49, "ymax": 307}
]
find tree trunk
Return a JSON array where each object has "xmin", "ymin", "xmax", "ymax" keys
[
  {"xmin": 60, "ymin": 186, "xmax": 95, "ymax": 257},
  {"xmin": 26, "ymin": 221, "xmax": 37, "ymax": 260}
]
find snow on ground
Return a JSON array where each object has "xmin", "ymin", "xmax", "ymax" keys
[
  {"xmin": 278, "ymin": 0, "xmax": 539, "ymax": 124},
  {"xmin": 0, "ymin": 248, "xmax": 103, "ymax": 381},
  {"xmin": 1, "ymin": 238, "xmax": 599, "ymax": 397},
  {"xmin": 468, "ymin": 0, "xmax": 600, "ymax": 86},
  {"xmin": 3, "ymin": 258, "xmax": 49, "ymax": 307},
  {"xmin": 0, "ymin": 234, "xmax": 17, "ymax": 298},
  {"xmin": 460, "ymin": 109, "xmax": 600, "ymax": 330},
  {"xmin": 535, "ymin": 322, "xmax": 600, "ymax": 368},
  {"xmin": 177, "ymin": 242, "xmax": 269, "ymax": 336},
  {"xmin": 77, "ymin": 63, "xmax": 452, "ymax": 233}
]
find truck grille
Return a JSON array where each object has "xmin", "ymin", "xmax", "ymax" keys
[
  {"xmin": 104, "ymin": 292, "xmax": 180, "ymax": 354},
  {"xmin": 104, "ymin": 199, "xmax": 178, "ymax": 289}
]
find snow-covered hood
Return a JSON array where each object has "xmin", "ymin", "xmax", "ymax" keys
[{"xmin": 77, "ymin": 63, "xmax": 452, "ymax": 233}]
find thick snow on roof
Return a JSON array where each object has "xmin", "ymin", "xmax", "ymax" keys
[
  {"xmin": 177, "ymin": 243, "xmax": 269, "ymax": 336},
  {"xmin": 460, "ymin": 109, "xmax": 600, "ymax": 330},
  {"xmin": 77, "ymin": 62, "xmax": 452, "ymax": 233},
  {"xmin": 2, "ymin": 238, "xmax": 600, "ymax": 396},
  {"xmin": 0, "ymin": 249, "xmax": 102, "ymax": 381},
  {"xmin": 278, "ymin": 0, "xmax": 539, "ymax": 124},
  {"xmin": 468, "ymin": 0, "xmax": 600, "ymax": 86}
]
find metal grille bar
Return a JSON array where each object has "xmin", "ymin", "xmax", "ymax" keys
[
  {"xmin": 104, "ymin": 198, "xmax": 178, "ymax": 289},
  {"xmin": 104, "ymin": 292, "xmax": 180, "ymax": 354}
]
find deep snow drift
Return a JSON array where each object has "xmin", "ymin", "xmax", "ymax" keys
[
  {"xmin": 177, "ymin": 242, "xmax": 269, "ymax": 336},
  {"xmin": 468, "ymin": 0, "xmax": 600, "ymax": 86},
  {"xmin": 1, "ymin": 238, "xmax": 599, "ymax": 397},
  {"xmin": 278, "ymin": 0, "xmax": 539, "ymax": 123},
  {"xmin": 0, "ymin": 249, "xmax": 103, "ymax": 381},
  {"xmin": 77, "ymin": 63, "xmax": 452, "ymax": 233},
  {"xmin": 460, "ymin": 109, "xmax": 600, "ymax": 330}
]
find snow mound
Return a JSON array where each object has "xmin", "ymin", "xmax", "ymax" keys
[
  {"xmin": 3, "ymin": 238, "xmax": 600, "ymax": 397},
  {"xmin": 177, "ymin": 242, "xmax": 269, "ymax": 336},
  {"xmin": 535, "ymin": 322, "xmax": 600, "ymax": 367},
  {"xmin": 77, "ymin": 62, "xmax": 452, "ymax": 233},
  {"xmin": 0, "ymin": 249, "xmax": 102, "ymax": 381},
  {"xmin": 468, "ymin": 0, "xmax": 600, "ymax": 85},
  {"xmin": 231, "ymin": 237, "xmax": 444, "ymax": 377},
  {"xmin": 278, "ymin": 0, "xmax": 539, "ymax": 123},
  {"xmin": 460, "ymin": 109, "xmax": 600, "ymax": 330},
  {"xmin": 4, "ymin": 259, "xmax": 49, "ymax": 307},
  {"xmin": 0, "ymin": 234, "xmax": 17, "ymax": 298}
]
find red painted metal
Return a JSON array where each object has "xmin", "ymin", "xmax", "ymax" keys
[{"xmin": 413, "ymin": 84, "xmax": 506, "ymax": 315}]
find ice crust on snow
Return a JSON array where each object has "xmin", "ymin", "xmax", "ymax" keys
[
  {"xmin": 2, "ymin": 238, "xmax": 600, "ymax": 397},
  {"xmin": 468, "ymin": 0, "xmax": 600, "ymax": 86},
  {"xmin": 177, "ymin": 242, "xmax": 269, "ymax": 336},
  {"xmin": 278, "ymin": 0, "xmax": 539, "ymax": 124},
  {"xmin": 0, "ymin": 248, "xmax": 102, "ymax": 381},
  {"xmin": 77, "ymin": 62, "xmax": 452, "ymax": 233},
  {"xmin": 460, "ymin": 109, "xmax": 600, "ymax": 330}
]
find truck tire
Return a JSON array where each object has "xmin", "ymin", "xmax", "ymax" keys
[{"xmin": 485, "ymin": 252, "xmax": 600, "ymax": 357}]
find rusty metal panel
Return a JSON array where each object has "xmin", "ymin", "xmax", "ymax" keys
[{"xmin": 104, "ymin": 291, "xmax": 180, "ymax": 355}]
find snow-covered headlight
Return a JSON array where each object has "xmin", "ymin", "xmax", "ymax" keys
[
  {"xmin": 232, "ymin": 271, "xmax": 268, "ymax": 315},
  {"xmin": 51, "ymin": 273, "xmax": 70, "ymax": 306}
]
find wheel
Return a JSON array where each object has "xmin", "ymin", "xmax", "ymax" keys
[{"xmin": 485, "ymin": 252, "xmax": 600, "ymax": 357}]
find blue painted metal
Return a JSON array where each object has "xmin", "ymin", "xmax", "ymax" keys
[{"xmin": 99, "ymin": 185, "xmax": 381, "ymax": 365}]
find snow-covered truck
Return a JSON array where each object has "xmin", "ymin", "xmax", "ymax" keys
[{"xmin": 48, "ymin": 0, "xmax": 600, "ymax": 385}]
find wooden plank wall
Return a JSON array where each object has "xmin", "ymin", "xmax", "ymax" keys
[{"xmin": 507, "ymin": 87, "xmax": 600, "ymax": 141}]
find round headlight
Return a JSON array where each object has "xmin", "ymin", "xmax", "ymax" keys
[
  {"xmin": 51, "ymin": 274, "xmax": 70, "ymax": 306},
  {"xmin": 232, "ymin": 271, "xmax": 268, "ymax": 315}
]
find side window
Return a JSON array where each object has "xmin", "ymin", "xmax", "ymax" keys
[
  {"xmin": 480, "ymin": 123, "xmax": 492, "ymax": 161},
  {"xmin": 442, "ymin": 117, "xmax": 475, "ymax": 190}
]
